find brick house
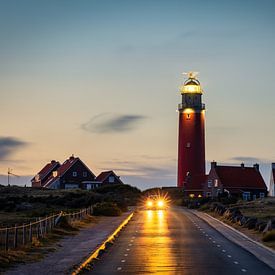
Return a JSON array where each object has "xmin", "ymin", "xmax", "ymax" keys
[
  {"xmin": 268, "ymin": 163, "xmax": 275, "ymax": 197},
  {"xmin": 32, "ymin": 155, "xmax": 97, "ymax": 189},
  {"xmin": 96, "ymin": 170, "xmax": 124, "ymax": 185},
  {"xmin": 205, "ymin": 162, "xmax": 267, "ymax": 200},
  {"xmin": 31, "ymin": 160, "xmax": 60, "ymax": 187}
]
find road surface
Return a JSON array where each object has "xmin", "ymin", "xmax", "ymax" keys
[{"xmin": 89, "ymin": 208, "xmax": 274, "ymax": 274}]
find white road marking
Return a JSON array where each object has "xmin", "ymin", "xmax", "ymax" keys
[
  {"xmin": 241, "ymin": 269, "xmax": 247, "ymax": 272},
  {"xmin": 212, "ymin": 241, "xmax": 216, "ymax": 243},
  {"xmin": 227, "ymin": 255, "xmax": 232, "ymax": 258},
  {"xmin": 217, "ymin": 244, "xmax": 221, "ymax": 247},
  {"xmin": 117, "ymin": 267, "xmax": 122, "ymax": 271},
  {"xmin": 234, "ymin": 261, "xmax": 239, "ymax": 265},
  {"xmin": 128, "ymin": 244, "xmax": 132, "ymax": 246},
  {"xmin": 131, "ymin": 240, "xmax": 134, "ymax": 242},
  {"xmin": 124, "ymin": 254, "xmax": 128, "ymax": 256},
  {"xmin": 209, "ymin": 237, "xmax": 212, "ymax": 240},
  {"xmin": 222, "ymin": 249, "xmax": 226, "ymax": 253},
  {"xmin": 126, "ymin": 248, "xmax": 130, "ymax": 251},
  {"xmin": 121, "ymin": 259, "xmax": 126, "ymax": 263},
  {"xmin": 206, "ymin": 234, "xmax": 208, "ymax": 237}
]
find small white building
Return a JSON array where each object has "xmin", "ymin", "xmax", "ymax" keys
[{"xmin": 268, "ymin": 163, "xmax": 275, "ymax": 197}]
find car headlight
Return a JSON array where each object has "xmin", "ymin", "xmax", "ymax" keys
[{"xmin": 157, "ymin": 200, "xmax": 164, "ymax": 208}]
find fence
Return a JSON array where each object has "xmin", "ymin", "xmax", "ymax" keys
[{"xmin": 0, "ymin": 206, "xmax": 93, "ymax": 251}]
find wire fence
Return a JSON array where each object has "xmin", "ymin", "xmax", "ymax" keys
[{"xmin": 0, "ymin": 206, "xmax": 93, "ymax": 251}]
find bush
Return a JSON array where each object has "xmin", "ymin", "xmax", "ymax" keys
[
  {"xmin": 262, "ymin": 230, "xmax": 275, "ymax": 242},
  {"xmin": 93, "ymin": 202, "xmax": 122, "ymax": 216}
]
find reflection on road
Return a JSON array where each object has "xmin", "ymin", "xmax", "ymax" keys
[{"xmin": 138, "ymin": 210, "xmax": 176, "ymax": 273}]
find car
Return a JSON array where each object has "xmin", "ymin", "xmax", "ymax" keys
[{"xmin": 145, "ymin": 195, "xmax": 167, "ymax": 210}]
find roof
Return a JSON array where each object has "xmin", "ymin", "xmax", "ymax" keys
[
  {"xmin": 214, "ymin": 165, "xmax": 266, "ymax": 190},
  {"xmin": 32, "ymin": 160, "xmax": 60, "ymax": 181},
  {"xmin": 43, "ymin": 156, "xmax": 96, "ymax": 188},
  {"xmin": 184, "ymin": 174, "xmax": 207, "ymax": 191},
  {"xmin": 96, "ymin": 170, "xmax": 123, "ymax": 184}
]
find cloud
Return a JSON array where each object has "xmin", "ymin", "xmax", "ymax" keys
[
  {"xmin": 0, "ymin": 137, "xmax": 28, "ymax": 160},
  {"xmin": 81, "ymin": 113, "xmax": 147, "ymax": 134},
  {"xmin": 229, "ymin": 156, "xmax": 271, "ymax": 164}
]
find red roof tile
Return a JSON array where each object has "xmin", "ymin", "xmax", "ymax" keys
[
  {"xmin": 32, "ymin": 160, "xmax": 60, "ymax": 181},
  {"xmin": 215, "ymin": 165, "xmax": 266, "ymax": 189},
  {"xmin": 96, "ymin": 171, "xmax": 114, "ymax": 182},
  {"xmin": 96, "ymin": 170, "xmax": 123, "ymax": 184}
]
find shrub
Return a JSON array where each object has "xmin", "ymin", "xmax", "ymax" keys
[
  {"xmin": 262, "ymin": 230, "xmax": 275, "ymax": 242},
  {"xmin": 93, "ymin": 202, "xmax": 122, "ymax": 216}
]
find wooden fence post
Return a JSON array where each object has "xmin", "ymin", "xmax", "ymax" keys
[
  {"xmin": 23, "ymin": 224, "xmax": 26, "ymax": 245},
  {"xmin": 14, "ymin": 225, "xmax": 18, "ymax": 248},
  {"xmin": 5, "ymin": 228, "xmax": 9, "ymax": 251},
  {"xmin": 29, "ymin": 222, "xmax": 32, "ymax": 243}
]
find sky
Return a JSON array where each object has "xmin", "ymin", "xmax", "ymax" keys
[{"xmin": 0, "ymin": 0, "xmax": 275, "ymax": 190}]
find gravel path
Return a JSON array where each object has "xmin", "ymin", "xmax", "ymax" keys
[{"xmin": 5, "ymin": 211, "xmax": 132, "ymax": 275}]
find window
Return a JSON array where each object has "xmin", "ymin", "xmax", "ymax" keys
[
  {"xmin": 83, "ymin": 171, "xmax": 87, "ymax": 177},
  {"xmin": 207, "ymin": 180, "xmax": 212, "ymax": 188},
  {"xmin": 186, "ymin": 113, "xmax": 191, "ymax": 120},
  {"xmin": 242, "ymin": 192, "xmax": 250, "ymax": 201},
  {"xmin": 206, "ymin": 192, "xmax": 211, "ymax": 197},
  {"xmin": 186, "ymin": 142, "xmax": 191, "ymax": 148},
  {"xmin": 253, "ymin": 194, "xmax": 257, "ymax": 200},
  {"xmin": 214, "ymin": 179, "xmax": 218, "ymax": 187},
  {"xmin": 109, "ymin": 176, "xmax": 115, "ymax": 183},
  {"xmin": 73, "ymin": 172, "xmax": 77, "ymax": 177},
  {"xmin": 259, "ymin": 192, "xmax": 265, "ymax": 199}
]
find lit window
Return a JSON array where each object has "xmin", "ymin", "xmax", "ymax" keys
[
  {"xmin": 207, "ymin": 180, "xmax": 212, "ymax": 188},
  {"xmin": 214, "ymin": 179, "xmax": 218, "ymax": 187},
  {"xmin": 73, "ymin": 172, "xmax": 77, "ymax": 177},
  {"xmin": 83, "ymin": 171, "xmax": 87, "ymax": 177},
  {"xmin": 242, "ymin": 192, "xmax": 250, "ymax": 201},
  {"xmin": 109, "ymin": 176, "xmax": 115, "ymax": 183}
]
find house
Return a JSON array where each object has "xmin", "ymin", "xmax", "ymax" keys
[
  {"xmin": 31, "ymin": 160, "xmax": 60, "ymax": 187},
  {"xmin": 205, "ymin": 162, "xmax": 267, "ymax": 200},
  {"xmin": 268, "ymin": 163, "xmax": 275, "ymax": 197},
  {"xmin": 96, "ymin": 170, "xmax": 124, "ymax": 185},
  {"xmin": 32, "ymin": 155, "xmax": 97, "ymax": 189},
  {"xmin": 183, "ymin": 174, "xmax": 206, "ymax": 198}
]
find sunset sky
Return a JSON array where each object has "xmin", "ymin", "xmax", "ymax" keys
[{"xmin": 1, "ymin": 0, "xmax": 275, "ymax": 189}]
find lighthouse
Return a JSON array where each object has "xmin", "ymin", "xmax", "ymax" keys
[{"xmin": 177, "ymin": 72, "xmax": 206, "ymax": 189}]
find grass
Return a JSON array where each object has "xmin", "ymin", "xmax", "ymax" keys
[
  {"xmin": 203, "ymin": 197, "xmax": 275, "ymax": 250},
  {"xmin": 0, "ymin": 215, "xmax": 98, "ymax": 272}
]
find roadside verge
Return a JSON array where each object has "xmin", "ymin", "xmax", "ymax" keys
[
  {"xmin": 72, "ymin": 212, "xmax": 134, "ymax": 274},
  {"xmin": 189, "ymin": 209, "xmax": 275, "ymax": 270}
]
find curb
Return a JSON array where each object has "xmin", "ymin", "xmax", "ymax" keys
[
  {"xmin": 203, "ymin": 212, "xmax": 275, "ymax": 255},
  {"xmin": 190, "ymin": 210, "xmax": 275, "ymax": 270},
  {"xmin": 72, "ymin": 212, "xmax": 134, "ymax": 275}
]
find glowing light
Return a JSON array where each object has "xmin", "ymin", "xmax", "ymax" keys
[
  {"xmin": 180, "ymin": 84, "xmax": 202, "ymax": 94},
  {"xmin": 157, "ymin": 200, "xmax": 164, "ymax": 208},
  {"xmin": 189, "ymin": 194, "xmax": 195, "ymax": 198},
  {"xmin": 183, "ymin": 108, "xmax": 194, "ymax": 114},
  {"xmin": 198, "ymin": 194, "xmax": 202, "ymax": 198},
  {"xmin": 147, "ymin": 200, "xmax": 153, "ymax": 207}
]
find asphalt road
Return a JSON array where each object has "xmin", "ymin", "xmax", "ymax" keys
[{"xmin": 89, "ymin": 208, "xmax": 274, "ymax": 275}]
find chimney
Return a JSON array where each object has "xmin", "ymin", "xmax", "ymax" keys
[
  {"xmin": 69, "ymin": 154, "xmax": 75, "ymax": 160},
  {"xmin": 253, "ymin": 163, "xmax": 259, "ymax": 172},
  {"xmin": 272, "ymin": 163, "xmax": 275, "ymax": 169},
  {"xmin": 211, "ymin": 161, "xmax": 217, "ymax": 169},
  {"xmin": 241, "ymin": 163, "xmax": 245, "ymax": 169},
  {"xmin": 51, "ymin": 160, "xmax": 56, "ymax": 164}
]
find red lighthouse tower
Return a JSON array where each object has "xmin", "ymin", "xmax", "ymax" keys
[{"xmin": 177, "ymin": 72, "xmax": 206, "ymax": 188}]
